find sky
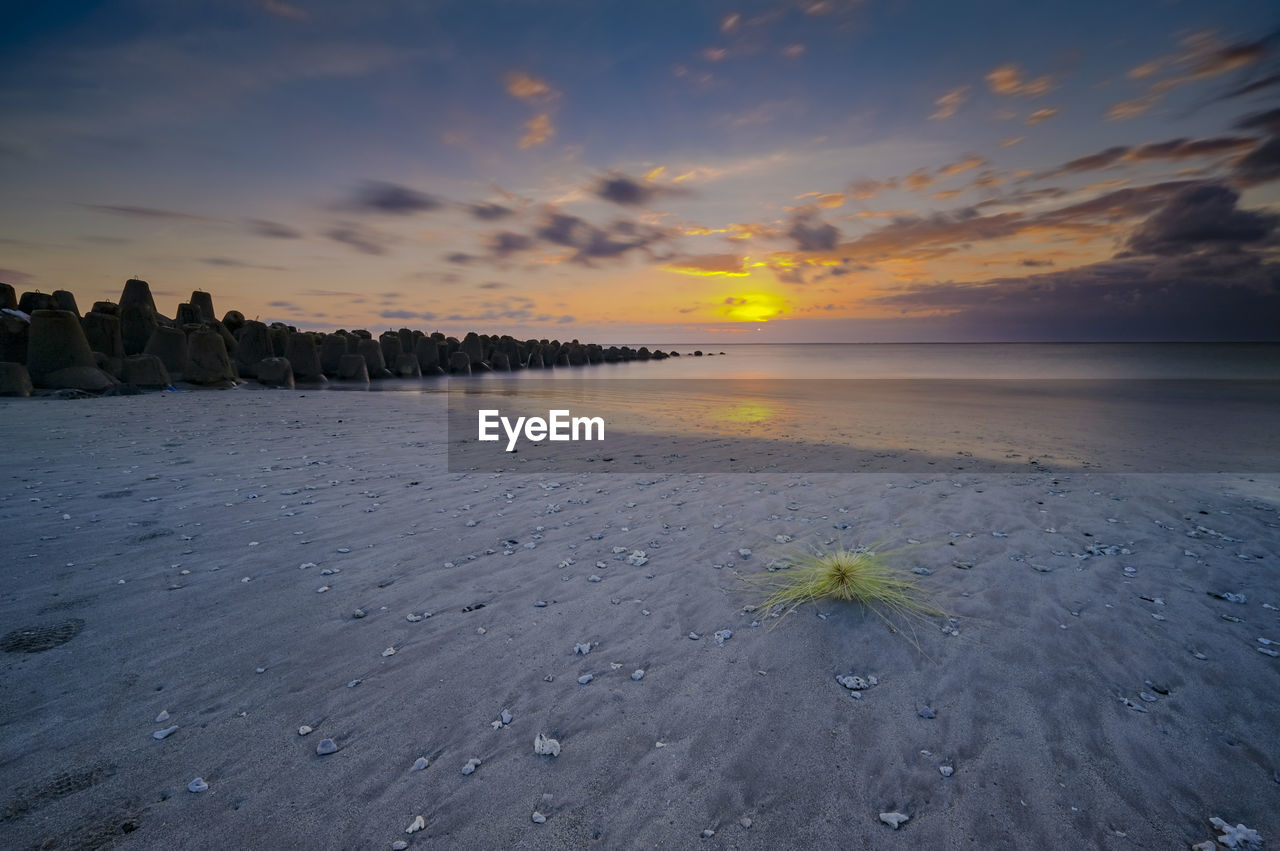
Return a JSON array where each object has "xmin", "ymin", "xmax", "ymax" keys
[{"xmin": 1, "ymin": 0, "xmax": 1278, "ymax": 342}]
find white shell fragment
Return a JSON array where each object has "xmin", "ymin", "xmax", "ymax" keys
[
  {"xmin": 298, "ymin": 725, "xmax": 313, "ymax": 736},
  {"xmin": 534, "ymin": 733, "xmax": 561, "ymax": 757},
  {"xmin": 879, "ymin": 812, "xmax": 910, "ymax": 829},
  {"xmin": 406, "ymin": 815, "xmax": 425, "ymax": 834},
  {"xmin": 532, "ymin": 811, "xmax": 547, "ymax": 824},
  {"xmin": 410, "ymin": 757, "xmax": 429, "ymax": 772},
  {"xmin": 153, "ymin": 725, "xmax": 179, "ymax": 740},
  {"xmin": 187, "ymin": 777, "xmax": 208, "ymax": 793},
  {"xmin": 462, "ymin": 757, "xmax": 481, "ymax": 775},
  {"xmin": 1209, "ymin": 817, "xmax": 1263, "ymax": 849}
]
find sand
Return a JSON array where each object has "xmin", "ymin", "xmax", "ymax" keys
[{"xmin": 1, "ymin": 387, "xmax": 1276, "ymax": 849}]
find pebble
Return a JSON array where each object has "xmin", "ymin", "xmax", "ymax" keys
[
  {"xmin": 1209, "ymin": 817, "xmax": 1262, "ymax": 848},
  {"xmin": 501, "ymin": 709, "xmax": 513, "ymax": 725},
  {"xmin": 577, "ymin": 674, "xmax": 593, "ymax": 685},
  {"xmin": 155, "ymin": 710, "xmax": 170, "ymax": 723},
  {"xmin": 153, "ymin": 725, "xmax": 179, "ymax": 740},
  {"xmin": 337, "ymin": 547, "xmax": 351, "ymax": 553},
  {"xmin": 918, "ymin": 706, "xmax": 937, "ymax": 719},
  {"xmin": 187, "ymin": 777, "xmax": 208, "ymax": 793},
  {"xmin": 461, "ymin": 757, "xmax": 481, "ymax": 775},
  {"xmin": 740, "ymin": 817, "xmax": 753, "ymax": 828},
  {"xmin": 316, "ymin": 738, "xmax": 339, "ymax": 755},
  {"xmin": 701, "ymin": 829, "xmax": 715, "ymax": 838},
  {"xmin": 392, "ymin": 842, "xmax": 408, "ymax": 851},
  {"xmin": 382, "ymin": 647, "xmax": 396, "ymax": 657},
  {"xmin": 533, "ymin": 600, "xmax": 548, "ymax": 608},
  {"xmin": 738, "ymin": 548, "xmax": 752, "ymax": 558},
  {"xmin": 940, "ymin": 764, "xmax": 954, "ymax": 777},
  {"xmin": 534, "ymin": 733, "xmax": 561, "ymax": 756},
  {"xmin": 299, "ymin": 725, "xmax": 313, "ymax": 735},
  {"xmin": 406, "ymin": 815, "xmax": 425, "ymax": 834},
  {"xmin": 879, "ymin": 812, "xmax": 910, "ymax": 829},
  {"xmin": 632, "ymin": 669, "xmax": 645, "ymax": 681},
  {"xmin": 410, "ymin": 757, "xmax": 429, "ymax": 772},
  {"xmin": 532, "ymin": 812, "xmax": 547, "ymax": 824},
  {"xmin": 348, "ymin": 679, "xmax": 362, "ymax": 687},
  {"xmin": 587, "ymin": 575, "xmax": 602, "ymax": 583},
  {"xmin": 714, "ymin": 629, "xmax": 733, "ymax": 646},
  {"xmin": 352, "ymin": 609, "xmax": 366, "ymax": 619},
  {"xmin": 689, "ymin": 632, "xmax": 700, "ymax": 640}
]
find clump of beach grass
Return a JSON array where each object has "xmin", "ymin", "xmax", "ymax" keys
[{"xmin": 750, "ymin": 545, "xmax": 941, "ymax": 634}]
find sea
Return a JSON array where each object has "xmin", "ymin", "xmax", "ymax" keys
[{"xmin": 422, "ymin": 343, "xmax": 1280, "ymax": 474}]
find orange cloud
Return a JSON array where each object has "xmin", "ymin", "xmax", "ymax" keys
[
  {"xmin": 783, "ymin": 43, "xmax": 806, "ymax": 59},
  {"xmin": 1026, "ymin": 107, "xmax": 1059, "ymax": 125},
  {"xmin": 520, "ymin": 114, "xmax": 554, "ymax": 148},
  {"xmin": 986, "ymin": 64, "xmax": 1052, "ymax": 97},
  {"xmin": 505, "ymin": 71, "xmax": 556, "ymax": 100},
  {"xmin": 939, "ymin": 155, "xmax": 986, "ymax": 177},
  {"xmin": 663, "ymin": 254, "xmax": 749, "ymax": 276},
  {"xmin": 931, "ymin": 86, "xmax": 968, "ymax": 120}
]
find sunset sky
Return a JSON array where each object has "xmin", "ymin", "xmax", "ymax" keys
[{"xmin": 2, "ymin": 0, "xmax": 1278, "ymax": 341}]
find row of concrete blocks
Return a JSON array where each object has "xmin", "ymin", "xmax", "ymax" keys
[{"xmin": 0, "ymin": 280, "xmax": 678, "ymax": 395}]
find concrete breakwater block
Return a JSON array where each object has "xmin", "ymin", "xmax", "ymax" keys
[
  {"xmin": 145, "ymin": 326, "xmax": 189, "ymax": 382},
  {"xmin": 285, "ymin": 332, "xmax": 326, "ymax": 383},
  {"xmin": 0, "ymin": 362, "xmax": 33, "ymax": 396},
  {"xmin": 184, "ymin": 327, "xmax": 237, "ymax": 385},
  {"xmin": 256, "ymin": 357, "xmax": 295, "ymax": 388},
  {"xmin": 26, "ymin": 309, "xmax": 117, "ymax": 391},
  {"xmin": 122, "ymin": 354, "xmax": 171, "ymax": 388},
  {"xmin": 337, "ymin": 353, "xmax": 369, "ymax": 382}
]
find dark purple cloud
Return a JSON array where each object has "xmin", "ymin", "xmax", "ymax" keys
[
  {"xmin": 491, "ymin": 231, "xmax": 534, "ymax": 256},
  {"xmin": 1125, "ymin": 183, "xmax": 1277, "ymax": 255},
  {"xmin": 325, "ymin": 223, "xmax": 392, "ymax": 255},
  {"xmin": 469, "ymin": 202, "xmax": 514, "ymax": 220},
  {"xmin": 245, "ymin": 218, "xmax": 302, "ymax": 239},
  {"xmin": 344, "ymin": 181, "xmax": 442, "ymax": 215},
  {"xmin": 787, "ymin": 210, "xmax": 840, "ymax": 251}
]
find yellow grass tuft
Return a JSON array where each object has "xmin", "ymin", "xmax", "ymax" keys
[{"xmin": 750, "ymin": 546, "xmax": 941, "ymax": 630}]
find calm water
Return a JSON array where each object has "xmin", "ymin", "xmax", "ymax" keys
[{"xmin": 458, "ymin": 342, "xmax": 1280, "ymax": 381}]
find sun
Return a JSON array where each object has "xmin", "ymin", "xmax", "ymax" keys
[{"xmin": 721, "ymin": 292, "xmax": 787, "ymax": 322}]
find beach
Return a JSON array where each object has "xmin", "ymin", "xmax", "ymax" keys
[{"xmin": 2, "ymin": 387, "xmax": 1277, "ymax": 849}]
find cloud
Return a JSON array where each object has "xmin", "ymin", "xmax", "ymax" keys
[
  {"xmin": 505, "ymin": 71, "xmax": 557, "ymax": 100},
  {"xmin": 796, "ymin": 191, "xmax": 846, "ymax": 209},
  {"xmin": 787, "ymin": 210, "xmax": 840, "ymax": 251},
  {"xmin": 380, "ymin": 309, "xmax": 438, "ymax": 321},
  {"xmin": 81, "ymin": 204, "xmax": 215, "ymax": 222},
  {"xmin": 478, "ymin": 282, "xmax": 507, "ymax": 289},
  {"xmin": 445, "ymin": 252, "xmax": 474, "ymax": 264},
  {"xmin": 931, "ymin": 86, "xmax": 968, "ymax": 120},
  {"xmin": 902, "ymin": 169, "xmax": 934, "ymax": 192},
  {"xmin": 848, "ymin": 177, "xmax": 898, "ymax": 200},
  {"xmin": 0, "ymin": 267, "xmax": 34, "ymax": 288},
  {"xmin": 344, "ymin": 180, "xmax": 442, "ymax": 215},
  {"xmin": 1231, "ymin": 108, "xmax": 1280, "ymax": 186},
  {"xmin": 782, "ymin": 43, "xmax": 806, "ymax": 59},
  {"xmin": 1110, "ymin": 32, "xmax": 1272, "ymax": 120},
  {"xmin": 200, "ymin": 257, "xmax": 285, "ymax": 270},
  {"xmin": 245, "ymin": 218, "xmax": 302, "ymax": 238},
  {"xmin": 1038, "ymin": 135, "xmax": 1259, "ymax": 179},
  {"xmin": 839, "ymin": 180, "xmax": 1199, "ymax": 262},
  {"xmin": 1124, "ymin": 183, "xmax": 1277, "ymax": 256},
  {"xmin": 938, "ymin": 156, "xmax": 986, "ymax": 178},
  {"xmin": 490, "ymin": 231, "xmax": 535, "ymax": 257},
  {"xmin": 260, "ymin": 0, "xmax": 308, "ymax": 20},
  {"xmin": 1025, "ymin": 108, "xmax": 1059, "ymax": 125},
  {"xmin": 593, "ymin": 172, "xmax": 691, "ymax": 207},
  {"xmin": 662, "ymin": 254, "xmax": 748, "ymax": 276},
  {"xmin": 529, "ymin": 209, "xmax": 671, "ymax": 264},
  {"xmin": 469, "ymin": 202, "xmax": 514, "ymax": 220},
  {"xmin": 325, "ymin": 223, "xmax": 394, "ymax": 255},
  {"xmin": 520, "ymin": 114, "xmax": 554, "ymax": 148},
  {"xmin": 986, "ymin": 64, "xmax": 1052, "ymax": 97},
  {"xmin": 1220, "ymin": 72, "xmax": 1280, "ymax": 101}
]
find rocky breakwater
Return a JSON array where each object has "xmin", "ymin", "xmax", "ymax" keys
[{"xmin": 0, "ymin": 280, "xmax": 682, "ymax": 397}]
